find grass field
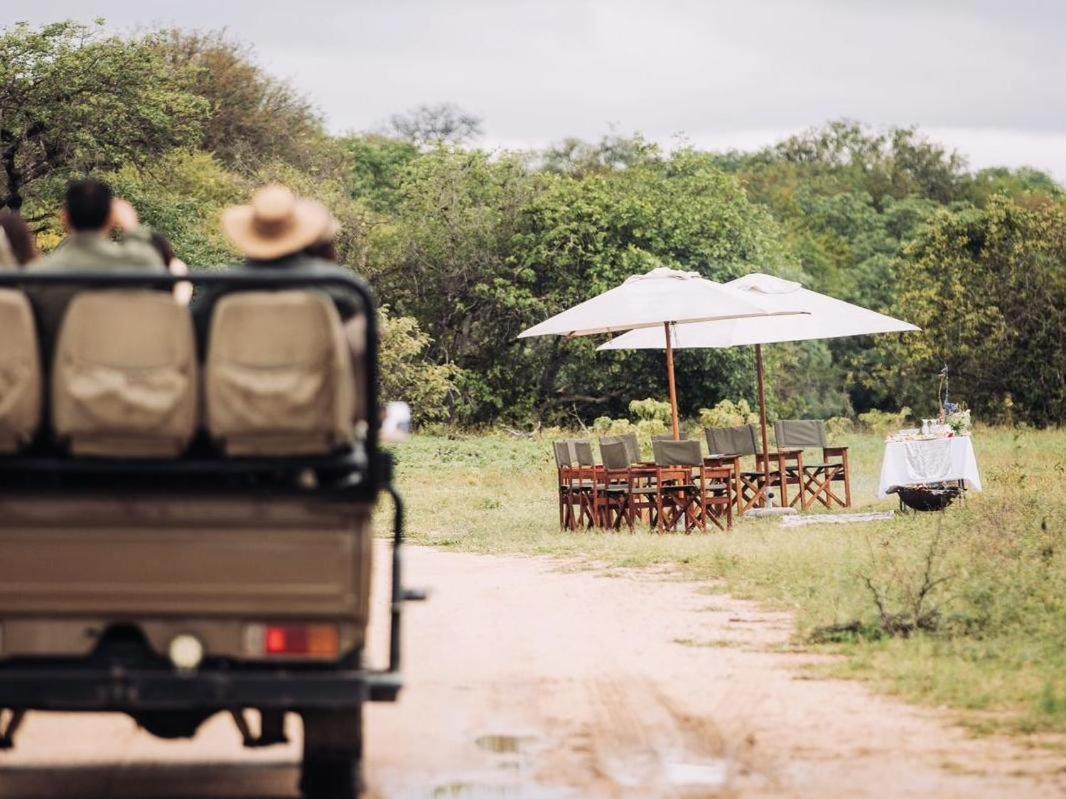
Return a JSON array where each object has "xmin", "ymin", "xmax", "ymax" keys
[{"xmin": 389, "ymin": 427, "xmax": 1066, "ymax": 737}]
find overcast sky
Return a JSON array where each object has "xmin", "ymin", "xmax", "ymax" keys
[{"xmin": 18, "ymin": 0, "xmax": 1066, "ymax": 181}]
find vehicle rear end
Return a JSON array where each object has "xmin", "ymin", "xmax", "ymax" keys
[{"xmin": 0, "ymin": 270, "xmax": 416, "ymax": 799}]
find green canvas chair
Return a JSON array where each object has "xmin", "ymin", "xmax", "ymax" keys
[
  {"xmin": 651, "ymin": 439, "xmax": 732, "ymax": 533},
  {"xmin": 704, "ymin": 424, "xmax": 783, "ymax": 513},
  {"xmin": 774, "ymin": 420, "xmax": 851, "ymax": 509}
]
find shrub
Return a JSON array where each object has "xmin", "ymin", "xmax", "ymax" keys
[
  {"xmin": 858, "ymin": 407, "xmax": 911, "ymax": 434},
  {"xmin": 591, "ymin": 416, "xmax": 636, "ymax": 437},
  {"xmin": 698, "ymin": 398, "xmax": 760, "ymax": 429},
  {"xmin": 628, "ymin": 397, "xmax": 673, "ymax": 424},
  {"xmin": 379, "ymin": 306, "xmax": 459, "ymax": 424},
  {"xmin": 825, "ymin": 416, "xmax": 855, "ymax": 442}
]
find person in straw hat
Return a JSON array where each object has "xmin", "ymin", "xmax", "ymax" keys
[{"xmin": 193, "ymin": 184, "xmax": 362, "ymax": 337}]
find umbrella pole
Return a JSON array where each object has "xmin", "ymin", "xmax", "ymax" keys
[
  {"xmin": 665, "ymin": 322, "xmax": 680, "ymax": 440},
  {"xmin": 756, "ymin": 343, "xmax": 771, "ymax": 507}
]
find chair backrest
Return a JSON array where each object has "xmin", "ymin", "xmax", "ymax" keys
[
  {"xmin": 573, "ymin": 440, "xmax": 596, "ymax": 467},
  {"xmin": 653, "ymin": 438, "xmax": 702, "ymax": 467},
  {"xmin": 205, "ymin": 290, "xmax": 355, "ymax": 456},
  {"xmin": 553, "ymin": 440, "xmax": 574, "ymax": 469},
  {"xmin": 705, "ymin": 424, "xmax": 759, "ymax": 456},
  {"xmin": 652, "ymin": 433, "xmax": 688, "ymax": 441},
  {"xmin": 775, "ymin": 419, "xmax": 828, "ymax": 450},
  {"xmin": 0, "ymin": 290, "xmax": 41, "ymax": 453},
  {"xmin": 599, "ymin": 439, "xmax": 630, "ymax": 470},
  {"xmin": 52, "ymin": 291, "xmax": 198, "ymax": 457},
  {"xmin": 599, "ymin": 432, "xmax": 640, "ymax": 465}
]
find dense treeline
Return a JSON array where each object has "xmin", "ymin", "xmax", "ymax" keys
[{"xmin": 3, "ymin": 22, "xmax": 1063, "ymax": 426}]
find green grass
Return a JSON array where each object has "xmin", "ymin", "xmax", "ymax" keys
[{"xmin": 389, "ymin": 427, "xmax": 1066, "ymax": 737}]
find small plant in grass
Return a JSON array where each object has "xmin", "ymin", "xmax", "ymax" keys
[
  {"xmin": 698, "ymin": 398, "xmax": 760, "ymax": 429},
  {"xmin": 628, "ymin": 397, "xmax": 673, "ymax": 424},
  {"xmin": 858, "ymin": 406, "xmax": 912, "ymax": 435},
  {"xmin": 825, "ymin": 416, "xmax": 855, "ymax": 443},
  {"xmin": 861, "ymin": 522, "xmax": 954, "ymax": 637}
]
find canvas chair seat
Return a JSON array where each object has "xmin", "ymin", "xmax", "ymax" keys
[
  {"xmin": 0, "ymin": 290, "xmax": 41, "ymax": 453},
  {"xmin": 52, "ymin": 291, "xmax": 197, "ymax": 457},
  {"xmin": 206, "ymin": 291, "xmax": 356, "ymax": 456}
]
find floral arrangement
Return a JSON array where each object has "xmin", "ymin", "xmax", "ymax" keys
[{"xmin": 944, "ymin": 402, "xmax": 972, "ymax": 435}]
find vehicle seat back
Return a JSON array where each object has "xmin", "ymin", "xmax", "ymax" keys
[
  {"xmin": 0, "ymin": 290, "xmax": 41, "ymax": 452},
  {"xmin": 205, "ymin": 291, "xmax": 355, "ymax": 456},
  {"xmin": 52, "ymin": 291, "xmax": 198, "ymax": 457}
]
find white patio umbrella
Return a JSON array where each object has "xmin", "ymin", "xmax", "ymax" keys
[
  {"xmin": 599, "ymin": 273, "xmax": 919, "ymax": 494},
  {"xmin": 518, "ymin": 267, "xmax": 807, "ymax": 439}
]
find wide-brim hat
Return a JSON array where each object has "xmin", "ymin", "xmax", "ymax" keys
[{"xmin": 222, "ymin": 184, "xmax": 333, "ymax": 261}]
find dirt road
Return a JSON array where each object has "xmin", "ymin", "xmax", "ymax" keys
[{"xmin": 1, "ymin": 544, "xmax": 1063, "ymax": 798}]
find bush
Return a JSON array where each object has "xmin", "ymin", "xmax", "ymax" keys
[
  {"xmin": 379, "ymin": 306, "xmax": 459, "ymax": 424},
  {"xmin": 628, "ymin": 397, "xmax": 673, "ymax": 424},
  {"xmin": 698, "ymin": 398, "xmax": 760, "ymax": 429},
  {"xmin": 858, "ymin": 407, "xmax": 911, "ymax": 434},
  {"xmin": 825, "ymin": 416, "xmax": 855, "ymax": 442}
]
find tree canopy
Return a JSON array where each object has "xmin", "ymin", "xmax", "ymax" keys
[{"xmin": 3, "ymin": 21, "xmax": 1063, "ymax": 427}]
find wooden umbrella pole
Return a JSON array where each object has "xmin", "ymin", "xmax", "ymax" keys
[
  {"xmin": 755, "ymin": 343, "xmax": 771, "ymax": 507},
  {"xmin": 665, "ymin": 322, "xmax": 680, "ymax": 440}
]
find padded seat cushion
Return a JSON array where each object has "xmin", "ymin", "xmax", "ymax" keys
[
  {"xmin": 52, "ymin": 291, "xmax": 197, "ymax": 457},
  {"xmin": 0, "ymin": 290, "xmax": 41, "ymax": 452},
  {"xmin": 206, "ymin": 291, "xmax": 355, "ymax": 456}
]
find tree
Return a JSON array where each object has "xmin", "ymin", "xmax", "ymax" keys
[
  {"xmin": 379, "ymin": 306, "xmax": 459, "ymax": 423},
  {"xmin": 340, "ymin": 134, "xmax": 420, "ymax": 213},
  {"xmin": 154, "ymin": 29, "xmax": 337, "ymax": 174},
  {"xmin": 0, "ymin": 21, "xmax": 207, "ymax": 213},
  {"xmin": 540, "ymin": 133, "xmax": 660, "ymax": 177},
  {"xmin": 876, "ymin": 197, "xmax": 1066, "ymax": 426},
  {"xmin": 106, "ymin": 150, "xmax": 245, "ymax": 266},
  {"xmin": 767, "ymin": 120, "xmax": 968, "ymax": 206},
  {"xmin": 385, "ymin": 103, "xmax": 483, "ymax": 148}
]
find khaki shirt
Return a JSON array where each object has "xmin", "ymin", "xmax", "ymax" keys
[{"xmin": 30, "ymin": 228, "xmax": 165, "ymax": 352}]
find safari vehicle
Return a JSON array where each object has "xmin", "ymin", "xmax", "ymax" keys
[{"xmin": 0, "ymin": 269, "xmax": 422, "ymax": 799}]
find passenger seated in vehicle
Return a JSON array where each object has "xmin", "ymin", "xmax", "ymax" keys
[
  {"xmin": 0, "ymin": 210, "xmax": 40, "ymax": 269},
  {"xmin": 193, "ymin": 185, "xmax": 362, "ymax": 326},
  {"xmin": 28, "ymin": 179, "xmax": 165, "ymax": 351},
  {"xmin": 198, "ymin": 185, "xmax": 366, "ymax": 456}
]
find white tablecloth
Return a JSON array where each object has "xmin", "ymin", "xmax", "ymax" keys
[{"xmin": 878, "ymin": 436, "xmax": 982, "ymax": 498}]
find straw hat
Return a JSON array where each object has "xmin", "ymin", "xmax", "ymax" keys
[{"xmin": 221, "ymin": 185, "xmax": 333, "ymax": 260}]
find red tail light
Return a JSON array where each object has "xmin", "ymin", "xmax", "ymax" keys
[{"xmin": 260, "ymin": 624, "xmax": 339, "ymax": 658}]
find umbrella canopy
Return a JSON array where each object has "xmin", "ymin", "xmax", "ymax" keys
[
  {"xmin": 518, "ymin": 267, "xmax": 807, "ymax": 439},
  {"xmin": 597, "ymin": 273, "xmax": 918, "ymax": 350},
  {"xmin": 518, "ymin": 267, "xmax": 790, "ymax": 338},
  {"xmin": 598, "ymin": 273, "xmax": 919, "ymax": 506}
]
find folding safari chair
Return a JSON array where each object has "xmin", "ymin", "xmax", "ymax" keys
[
  {"xmin": 652, "ymin": 439, "xmax": 733, "ymax": 533},
  {"xmin": 774, "ymin": 420, "xmax": 851, "ymax": 510},
  {"xmin": 597, "ymin": 439, "xmax": 659, "ymax": 531},
  {"xmin": 705, "ymin": 424, "xmax": 783, "ymax": 513}
]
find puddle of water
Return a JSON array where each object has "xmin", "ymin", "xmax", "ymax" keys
[
  {"xmin": 475, "ymin": 734, "xmax": 538, "ymax": 755},
  {"xmin": 666, "ymin": 759, "xmax": 731, "ymax": 788}
]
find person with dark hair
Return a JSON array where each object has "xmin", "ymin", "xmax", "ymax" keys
[
  {"xmin": 0, "ymin": 210, "xmax": 39, "ymax": 268},
  {"xmin": 29, "ymin": 178, "xmax": 164, "ymax": 347}
]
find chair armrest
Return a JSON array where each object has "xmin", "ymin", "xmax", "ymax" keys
[{"xmin": 823, "ymin": 446, "xmax": 849, "ymax": 457}]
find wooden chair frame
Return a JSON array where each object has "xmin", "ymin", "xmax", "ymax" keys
[{"xmin": 773, "ymin": 421, "xmax": 852, "ymax": 510}]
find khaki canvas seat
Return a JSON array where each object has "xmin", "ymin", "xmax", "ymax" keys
[
  {"xmin": 0, "ymin": 290, "xmax": 41, "ymax": 453},
  {"xmin": 52, "ymin": 291, "xmax": 198, "ymax": 458},
  {"xmin": 205, "ymin": 291, "xmax": 356, "ymax": 456}
]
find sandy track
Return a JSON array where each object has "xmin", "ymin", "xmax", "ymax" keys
[{"xmin": 1, "ymin": 543, "xmax": 1063, "ymax": 798}]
